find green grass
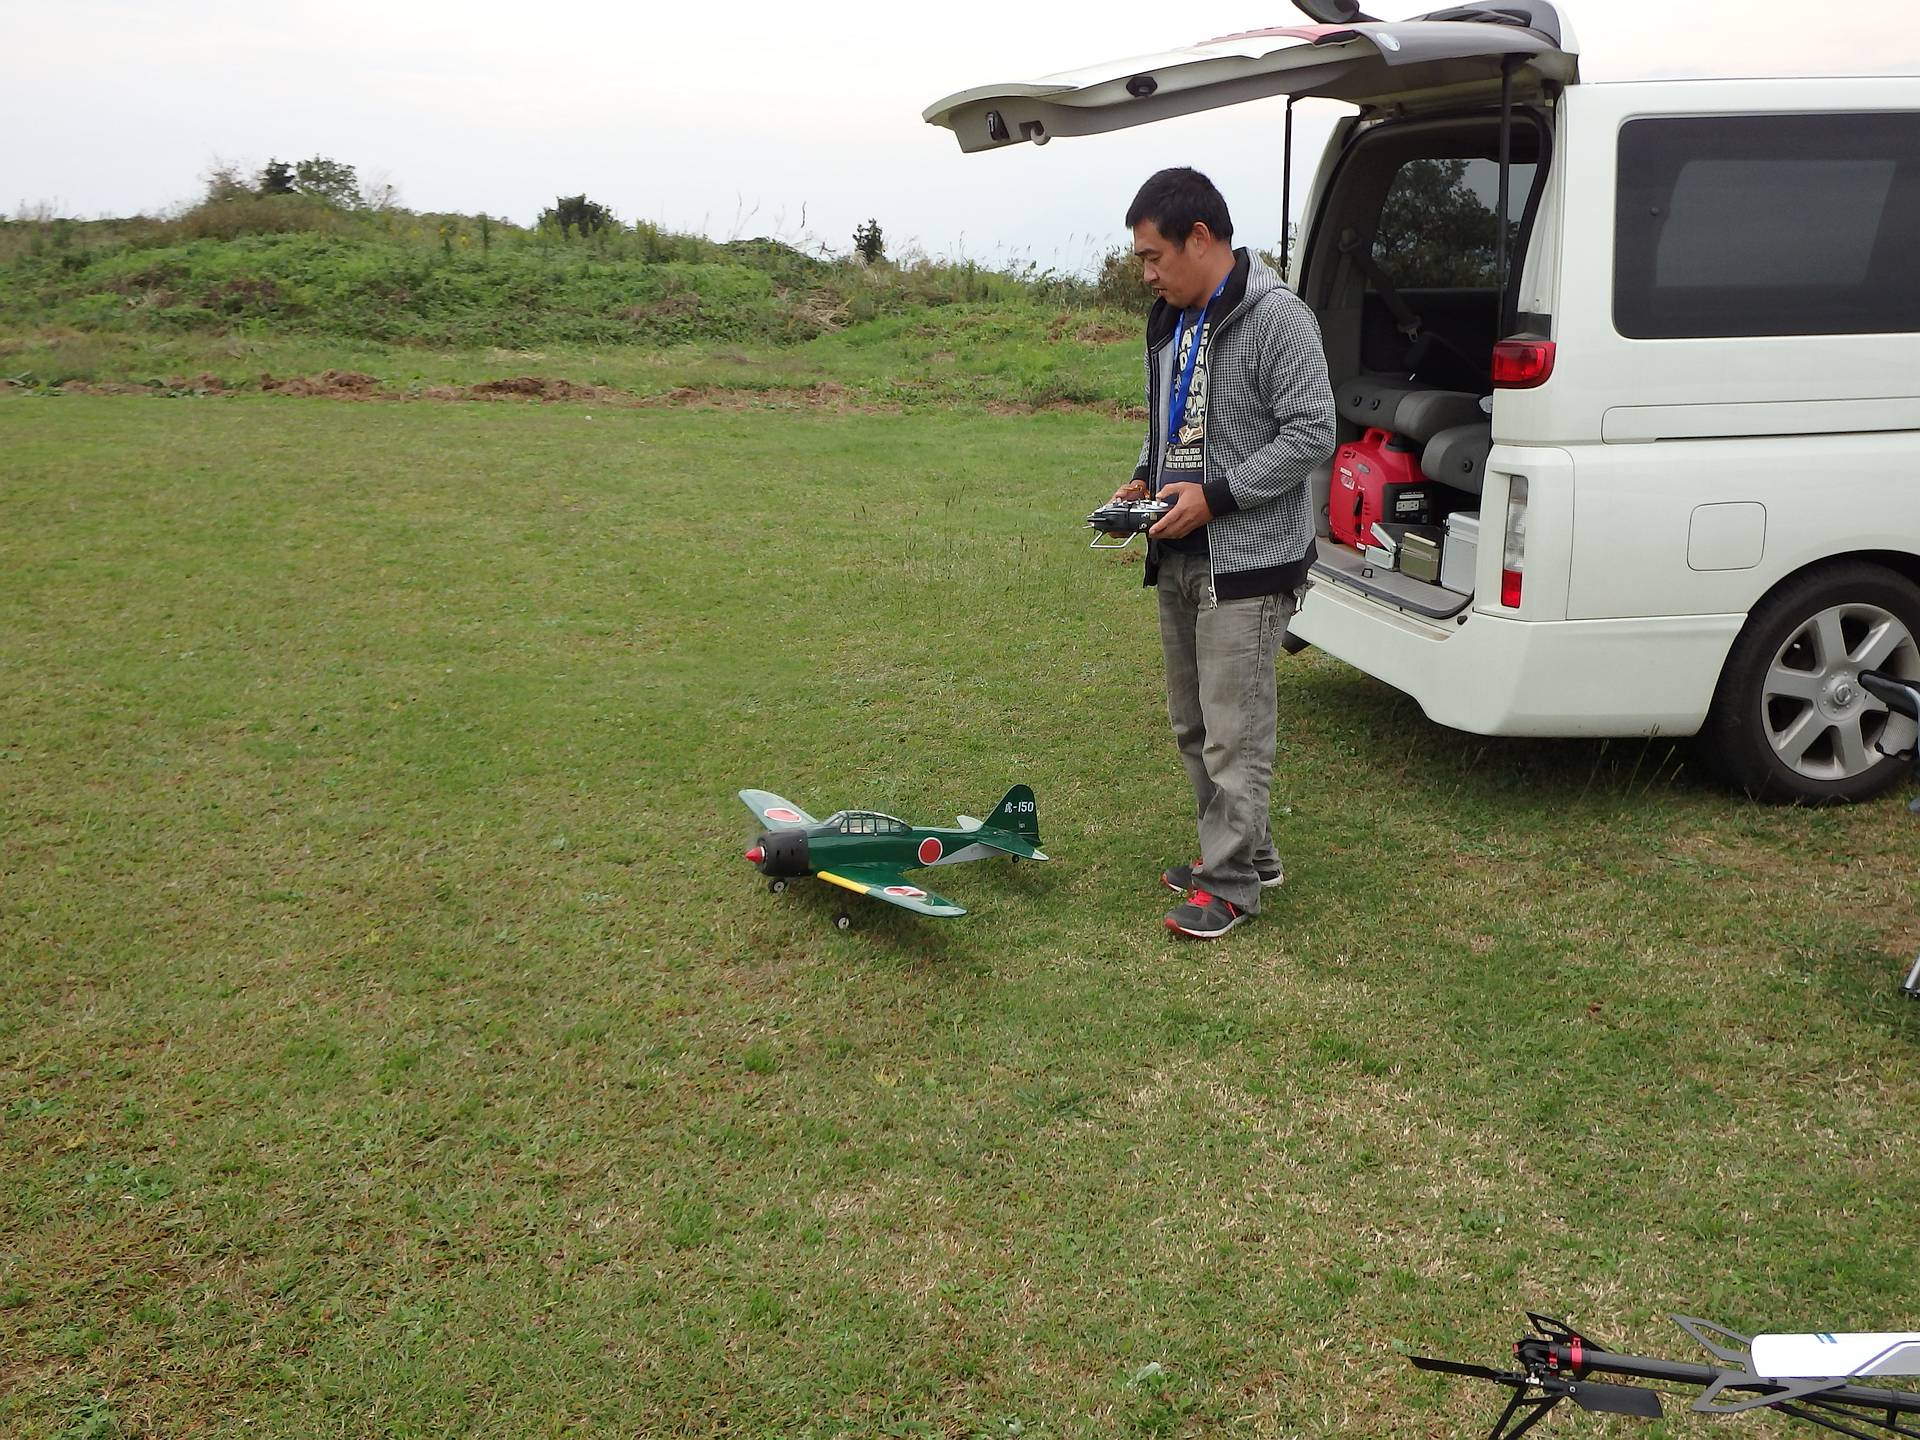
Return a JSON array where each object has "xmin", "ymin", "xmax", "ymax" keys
[
  {"xmin": 2, "ymin": 393, "xmax": 1917, "ymax": 1439},
  {"xmin": 0, "ymin": 302, "xmax": 1140, "ymax": 412}
]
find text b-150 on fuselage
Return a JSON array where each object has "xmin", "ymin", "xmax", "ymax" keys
[{"xmin": 740, "ymin": 784, "xmax": 1047, "ymax": 926}]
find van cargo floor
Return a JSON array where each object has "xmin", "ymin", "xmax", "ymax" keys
[{"xmin": 1312, "ymin": 543, "xmax": 1473, "ymax": 620}]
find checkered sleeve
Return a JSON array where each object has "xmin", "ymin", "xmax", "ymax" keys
[{"xmin": 1206, "ymin": 300, "xmax": 1335, "ymax": 516}]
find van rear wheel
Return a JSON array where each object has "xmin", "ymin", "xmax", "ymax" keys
[{"xmin": 1703, "ymin": 562, "xmax": 1920, "ymax": 803}]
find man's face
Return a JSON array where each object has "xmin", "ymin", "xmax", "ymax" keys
[{"xmin": 1133, "ymin": 219, "xmax": 1214, "ymax": 309}]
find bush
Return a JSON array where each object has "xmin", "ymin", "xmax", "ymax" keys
[
  {"xmin": 1091, "ymin": 245, "xmax": 1150, "ymax": 311},
  {"xmin": 539, "ymin": 195, "xmax": 618, "ymax": 239},
  {"xmin": 171, "ymin": 194, "xmax": 345, "ymax": 241}
]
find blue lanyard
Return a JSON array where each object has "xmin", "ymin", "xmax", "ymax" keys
[{"xmin": 1167, "ymin": 276, "xmax": 1228, "ymax": 443}]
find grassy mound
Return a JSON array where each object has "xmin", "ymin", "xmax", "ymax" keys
[{"xmin": 0, "ymin": 205, "xmax": 1140, "ymax": 352}]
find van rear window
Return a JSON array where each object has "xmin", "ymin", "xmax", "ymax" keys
[
  {"xmin": 1373, "ymin": 157, "xmax": 1539, "ymax": 289},
  {"xmin": 1615, "ymin": 113, "xmax": 1920, "ymax": 339}
]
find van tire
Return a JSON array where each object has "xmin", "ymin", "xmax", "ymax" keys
[{"xmin": 1701, "ymin": 562, "xmax": 1920, "ymax": 804}]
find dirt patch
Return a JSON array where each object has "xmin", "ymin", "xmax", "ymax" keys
[
  {"xmin": 467, "ymin": 375, "xmax": 625, "ymax": 403},
  {"xmin": 1047, "ymin": 312, "xmax": 1135, "ymax": 346},
  {"xmin": 259, "ymin": 369, "xmax": 383, "ymax": 398},
  {"xmin": 57, "ymin": 380, "xmax": 152, "ymax": 396}
]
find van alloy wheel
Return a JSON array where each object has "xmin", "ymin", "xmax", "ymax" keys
[
  {"xmin": 1703, "ymin": 563, "xmax": 1920, "ymax": 804},
  {"xmin": 1763, "ymin": 602, "xmax": 1920, "ymax": 782}
]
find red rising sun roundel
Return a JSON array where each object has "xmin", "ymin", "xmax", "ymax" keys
[
  {"xmin": 918, "ymin": 837, "xmax": 943, "ymax": 865},
  {"xmin": 765, "ymin": 807, "xmax": 803, "ymax": 823},
  {"xmin": 884, "ymin": 885, "xmax": 927, "ymax": 899}
]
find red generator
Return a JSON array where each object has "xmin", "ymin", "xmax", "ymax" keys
[{"xmin": 1331, "ymin": 428, "xmax": 1436, "ymax": 549}]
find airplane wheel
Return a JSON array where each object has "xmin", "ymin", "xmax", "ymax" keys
[
  {"xmin": 768, "ymin": 879, "xmax": 788, "ymax": 895},
  {"xmin": 833, "ymin": 913, "xmax": 852, "ymax": 931}
]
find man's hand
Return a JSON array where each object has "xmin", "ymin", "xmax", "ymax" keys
[
  {"xmin": 1109, "ymin": 478, "xmax": 1148, "ymax": 505},
  {"xmin": 1148, "ymin": 481, "xmax": 1213, "ymax": 539}
]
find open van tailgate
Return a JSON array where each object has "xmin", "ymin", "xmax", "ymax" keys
[{"xmin": 924, "ymin": 12, "xmax": 1578, "ymax": 153}]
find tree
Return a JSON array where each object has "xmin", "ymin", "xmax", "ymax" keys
[
  {"xmin": 258, "ymin": 159, "xmax": 295, "ymax": 195},
  {"xmin": 538, "ymin": 194, "xmax": 618, "ymax": 237},
  {"xmin": 292, "ymin": 156, "xmax": 361, "ymax": 208},
  {"xmin": 852, "ymin": 218, "xmax": 885, "ymax": 265}
]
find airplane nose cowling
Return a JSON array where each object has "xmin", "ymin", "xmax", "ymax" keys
[{"xmin": 751, "ymin": 829, "xmax": 810, "ymax": 877}]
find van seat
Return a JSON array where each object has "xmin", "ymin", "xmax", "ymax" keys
[
  {"xmin": 1336, "ymin": 375, "xmax": 1487, "ymax": 445},
  {"xmin": 1393, "ymin": 389, "xmax": 1486, "ymax": 445},
  {"xmin": 1421, "ymin": 422, "xmax": 1492, "ymax": 496},
  {"xmin": 1336, "ymin": 375, "xmax": 1427, "ymax": 429}
]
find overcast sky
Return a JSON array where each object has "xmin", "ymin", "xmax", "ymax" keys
[{"xmin": 4, "ymin": 1, "xmax": 1916, "ymax": 272}]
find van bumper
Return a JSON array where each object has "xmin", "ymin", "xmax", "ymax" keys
[{"xmin": 1290, "ymin": 581, "xmax": 1745, "ymax": 738}]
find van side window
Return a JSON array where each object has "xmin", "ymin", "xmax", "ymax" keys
[{"xmin": 1615, "ymin": 113, "xmax": 1920, "ymax": 339}]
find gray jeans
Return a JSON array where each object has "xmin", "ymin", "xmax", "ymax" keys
[{"xmin": 1155, "ymin": 550, "xmax": 1294, "ymax": 912}]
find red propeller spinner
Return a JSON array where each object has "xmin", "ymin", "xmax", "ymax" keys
[{"xmin": 744, "ymin": 845, "xmax": 765, "ymax": 865}]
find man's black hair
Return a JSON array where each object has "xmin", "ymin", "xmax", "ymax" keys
[{"xmin": 1125, "ymin": 167, "xmax": 1234, "ymax": 247}]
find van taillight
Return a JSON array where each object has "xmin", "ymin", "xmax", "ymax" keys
[
  {"xmin": 1501, "ymin": 478, "xmax": 1529, "ymax": 610},
  {"xmin": 1492, "ymin": 339, "xmax": 1556, "ymax": 389}
]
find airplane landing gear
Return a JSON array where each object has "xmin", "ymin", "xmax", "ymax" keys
[
  {"xmin": 768, "ymin": 879, "xmax": 788, "ymax": 895},
  {"xmin": 833, "ymin": 913, "xmax": 852, "ymax": 931}
]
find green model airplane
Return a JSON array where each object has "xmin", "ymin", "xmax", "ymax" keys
[{"xmin": 740, "ymin": 784, "xmax": 1048, "ymax": 925}]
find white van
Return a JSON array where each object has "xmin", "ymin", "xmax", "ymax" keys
[{"xmin": 926, "ymin": 1, "xmax": 1920, "ymax": 802}]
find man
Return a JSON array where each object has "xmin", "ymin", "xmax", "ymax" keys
[{"xmin": 1111, "ymin": 167, "xmax": 1336, "ymax": 940}]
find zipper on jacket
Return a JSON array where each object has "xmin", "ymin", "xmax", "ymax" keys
[
  {"xmin": 1201, "ymin": 427, "xmax": 1218, "ymax": 608},
  {"xmin": 1145, "ymin": 340, "xmax": 1162, "ymax": 500},
  {"xmin": 1153, "ymin": 279, "xmax": 1256, "ymax": 608}
]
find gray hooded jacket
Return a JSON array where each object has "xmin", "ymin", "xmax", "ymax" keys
[{"xmin": 1133, "ymin": 249, "xmax": 1337, "ymax": 600}]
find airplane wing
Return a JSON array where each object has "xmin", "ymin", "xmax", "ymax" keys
[
  {"xmin": 739, "ymin": 789, "xmax": 818, "ymax": 831},
  {"xmin": 816, "ymin": 865, "xmax": 967, "ymax": 918}
]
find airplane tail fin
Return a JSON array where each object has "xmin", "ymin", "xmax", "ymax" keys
[{"xmin": 986, "ymin": 784, "xmax": 1040, "ymax": 843}]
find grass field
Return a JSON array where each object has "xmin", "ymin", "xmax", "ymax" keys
[
  {"xmin": 1, "ymin": 304, "xmax": 1139, "ymax": 414},
  {"xmin": 3, "ymin": 390, "xmax": 1917, "ymax": 1439}
]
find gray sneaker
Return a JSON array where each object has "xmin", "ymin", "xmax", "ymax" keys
[
  {"xmin": 1164, "ymin": 891, "xmax": 1249, "ymax": 940},
  {"xmin": 1161, "ymin": 858, "xmax": 1283, "ymax": 894}
]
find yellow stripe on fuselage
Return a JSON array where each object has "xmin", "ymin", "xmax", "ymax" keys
[{"xmin": 816, "ymin": 871, "xmax": 872, "ymax": 896}]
